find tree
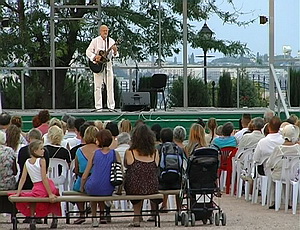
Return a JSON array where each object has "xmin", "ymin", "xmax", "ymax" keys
[
  {"xmin": 217, "ymin": 72, "xmax": 233, "ymax": 107},
  {"xmin": 232, "ymin": 75, "xmax": 261, "ymax": 107},
  {"xmin": 290, "ymin": 68, "xmax": 300, "ymax": 107},
  {"xmin": 0, "ymin": 0, "xmax": 254, "ymax": 108},
  {"xmin": 169, "ymin": 75, "xmax": 210, "ymax": 107}
]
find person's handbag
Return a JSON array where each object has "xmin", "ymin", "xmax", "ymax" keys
[{"xmin": 110, "ymin": 150, "xmax": 123, "ymax": 186}]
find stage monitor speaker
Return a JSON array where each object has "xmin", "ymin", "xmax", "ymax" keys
[{"xmin": 121, "ymin": 92, "xmax": 150, "ymax": 112}]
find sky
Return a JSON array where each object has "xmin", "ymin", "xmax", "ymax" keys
[{"xmin": 171, "ymin": 0, "xmax": 300, "ymax": 62}]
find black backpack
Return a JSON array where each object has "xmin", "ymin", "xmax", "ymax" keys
[{"xmin": 159, "ymin": 142, "xmax": 183, "ymax": 184}]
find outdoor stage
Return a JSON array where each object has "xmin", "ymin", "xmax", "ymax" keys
[{"xmin": 5, "ymin": 107, "xmax": 299, "ymax": 132}]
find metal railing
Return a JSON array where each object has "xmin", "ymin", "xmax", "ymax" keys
[{"xmin": 0, "ymin": 64, "xmax": 294, "ymax": 115}]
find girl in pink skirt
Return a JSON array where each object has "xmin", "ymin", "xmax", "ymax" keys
[{"xmin": 10, "ymin": 140, "xmax": 61, "ymax": 230}]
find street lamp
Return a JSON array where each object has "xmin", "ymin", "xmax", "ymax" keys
[{"xmin": 199, "ymin": 23, "xmax": 213, "ymax": 85}]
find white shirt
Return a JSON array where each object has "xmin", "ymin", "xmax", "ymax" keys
[
  {"xmin": 234, "ymin": 128, "xmax": 249, "ymax": 143},
  {"xmin": 86, "ymin": 36, "xmax": 118, "ymax": 64},
  {"xmin": 64, "ymin": 131, "xmax": 77, "ymax": 140},
  {"xmin": 115, "ymin": 143, "xmax": 130, "ymax": 164},
  {"xmin": 67, "ymin": 137, "xmax": 81, "ymax": 149},
  {"xmin": 238, "ymin": 130, "xmax": 264, "ymax": 149},
  {"xmin": 25, "ymin": 158, "xmax": 42, "ymax": 183},
  {"xmin": 253, "ymin": 132, "xmax": 284, "ymax": 165},
  {"xmin": 266, "ymin": 144, "xmax": 300, "ymax": 180}
]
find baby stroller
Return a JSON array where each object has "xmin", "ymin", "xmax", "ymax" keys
[{"xmin": 176, "ymin": 146, "xmax": 226, "ymax": 227}]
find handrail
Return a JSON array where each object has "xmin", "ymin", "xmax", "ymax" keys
[{"xmin": 270, "ymin": 64, "xmax": 290, "ymax": 118}]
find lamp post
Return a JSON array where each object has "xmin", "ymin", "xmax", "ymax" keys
[{"xmin": 199, "ymin": 23, "xmax": 213, "ymax": 85}]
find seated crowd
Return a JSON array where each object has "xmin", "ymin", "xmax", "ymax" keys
[{"xmin": 0, "ymin": 109, "xmax": 299, "ymax": 229}]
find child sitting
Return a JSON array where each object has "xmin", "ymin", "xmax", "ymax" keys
[{"xmin": 11, "ymin": 140, "xmax": 61, "ymax": 230}]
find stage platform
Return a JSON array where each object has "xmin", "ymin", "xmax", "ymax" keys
[{"xmin": 4, "ymin": 107, "xmax": 299, "ymax": 132}]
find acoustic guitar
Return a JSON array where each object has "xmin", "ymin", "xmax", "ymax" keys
[{"xmin": 89, "ymin": 40, "xmax": 120, "ymax": 73}]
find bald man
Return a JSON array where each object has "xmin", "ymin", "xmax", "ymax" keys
[{"xmin": 86, "ymin": 25, "xmax": 118, "ymax": 110}]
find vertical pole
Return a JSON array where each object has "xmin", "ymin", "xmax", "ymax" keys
[
  {"xmin": 129, "ymin": 68, "xmax": 133, "ymax": 92},
  {"xmin": 203, "ymin": 49, "xmax": 207, "ymax": 85},
  {"xmin": 237, "ymin": 68, "xmax": 240, "ymax": 108},
  {"xmin": 75, "ymin": 69, "xmax": 78, "ymax": 109},
  {"xmin": 98, "ymin": 0, "xmax": 101, "ymax": 27},
  {"xmin": 50, "ymin": 0, "xmax": 55, "ymax": 109},
  {"xmin": 269, "ymin": 0, "xmax": 275, "ymax": 110},
  {"xmin": 21, "ymin": 71, "xmax": 25, "ymax": 110},
  {"xmin": 212, "ymin": 81, "xmax": 215, "ymax": 107},
  {"xmin": 183, "ymin": 0, "xmax": 188, "ymax": 108},
  {"xmin": 158, "ymin": 0, "xmax": 162, "ymax": 68},
  {"xmin": 287, "ymin": 67, "xmax": 291, "ymax": 107}
]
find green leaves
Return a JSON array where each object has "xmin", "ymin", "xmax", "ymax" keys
[{"xmin": 169, "ymin": 75, "xmax": 210, "ymax": 107}]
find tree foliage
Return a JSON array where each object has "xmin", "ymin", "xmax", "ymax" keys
[
  {"xmin": 217, "ymin": 72, "xmax": 233, "ymax": 107},
  {"xmin": 232, "ymin": 74, "xmax": 261, "ymax": 107},
  {"xmin": 290, "ymin": 68, "xmax": 300, "ymax": 107},
  {"xmin": 169, "ymin": 75, "xmax": 210, "ymax": 107},
  {"xmin": 0, "ymin": 0, "xmax": 255, "ymax": 108}
]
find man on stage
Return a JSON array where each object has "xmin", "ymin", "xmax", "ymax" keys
[{"xmin": 86, "ymin": 25, "xmax": 118, "ymax": 110}]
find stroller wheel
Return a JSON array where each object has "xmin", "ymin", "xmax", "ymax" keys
[
  {"xmin": 182, "ymin": 212, "xmax": 189, "ymax": 227},
  {"xmin": 215, "ymin": 212, "xmax": 220, "ymax": 226},
  {"xmin": 209, "ymin": 214, "xmax": 214, "ymax": 225},
  {"xmin": 175, "ymin": 212, "xmax": 179, "ymax": 226},
  {"xmin": 181, "ymin": 212, "xmax": 185, "ymax": 226},
  {"xmin": 221, "ymin": 212, "xmax": 226, "ymax": 226},
  {"xmin": 202, "ymin": 219, "xmax": 207, "ymax": 225},
  {"xmin": 191, "ymin": 213, "xmax": 195, "ymax": 226}
]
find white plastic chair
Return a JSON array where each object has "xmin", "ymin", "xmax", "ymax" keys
[
  {"xmin": 290, "ymin": 173, "xmax": 300, "ymax": 214},
  {"xmin": 48, "ymin": 158, "xmax": 69, "ymax": 193},
  {"xmin": 273, "ymin": 155, "xmax": 300, "ymax": 212},
  {"xmin": 251, "ymin": 162, "xmax": 271, "ymax": 206},
  {"xmin": 48, "ymin": 158, "xmax": 69, "ymax": 216},
  {"xmin": 236, "ymin": 148, "xmax": 255, "ymax": 201}
]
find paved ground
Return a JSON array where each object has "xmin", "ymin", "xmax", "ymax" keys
[{"xmin": 0, "ymin": 194, "xmax": 299, "ymax": 230}]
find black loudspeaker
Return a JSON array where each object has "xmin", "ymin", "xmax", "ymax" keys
[{"xmin": 121, "ymin": 92, "xmax": 151, "ymax": 111}]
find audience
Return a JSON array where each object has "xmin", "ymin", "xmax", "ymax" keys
[
  {"xmin": 119, "ymin": 119, "xmax": 132, "ymax": 133},
  {"xmin": 44, "ymin": 125, "xmax": 71, "ymax": 165},
  {"xmin": 73, "ymin": 126, "xmax": 99, "ymax": 224},
  {"xmin": 105, "ymin": 122, "xmax": 119, "ymax": 149},
  {"xmin": 0, "ymin": 131, "xmax": 17, "ymax": 190},
  {"xmin": 238, "ymin": 117, "xmax": 265, "ymax": 149},
  {"xmin": 234, "ymin": 114, "xmax": 252, "ymax": 143},
  {"xmin": 81, "ymin": 129, "xmax": 122, "ymax": 227},
  {"xmin": 0, "ymin": 112, "xmax": 11, "ymax": 133},
  {"xmin": 115, "ymin": 132, "xmax": 131, "ymax": 163},
  {"xmin": 151, "ymin": 123, "xmax": 162, "ymax": 147},
  {"xmin": 266, "ymin": 124, "xmax": 300, "ymax": 209},
  {"xmin": 253, "ymin": 116, "xmax": 284, "ymax": 176},
  {"xmin": 173, "ymin": 126, "xmax": 187, "ymax": 150},
  {"xmin": 70, "ymin": 122, "xmax": 90, "ymax": 160},
  {"xmin": 211, "ymin": 122, "xmax": 237, "ymax": 149},
  {"xmin": 205, "ymin": 118, "xmax": 218, "ymax": 145},
  {"xmin": 4, "ymin": 112, "xmax": 299, "ymax": 226},
  {"xmin": 185, "ymin": 123, "xmax": 207, "ymax": 156},
  {"xmin": 6, "ymin": 124, "xmax": 23, "ymax": 155},
  {"xmin": 37, "ymin": 110, "xmax": 51, "ymax": 135},
  {"xmin": 10, "ymin": 115, "xmax": 27, "ymax": 145},
  {"xmin": 124, "ymin": 124, "xmax": 160, "ymax": 227}
]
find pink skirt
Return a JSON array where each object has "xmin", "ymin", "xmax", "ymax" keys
[{"xmin": 10, "ymin": 179, "xmax": 62, "ymax": 217}]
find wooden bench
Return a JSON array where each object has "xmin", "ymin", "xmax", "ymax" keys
[
  {"xmin": 158, "ymin": 190, "xmax": 180, "ymax": 195},
  {"xmin": 0, "ymin": 190, "xmax": 15, "ymax": 214},
  {"xmin": 0, "ymin": 190, "xmax": 31, "ymax": 214},
  {"xmin": 9, "ymin": 193, "xmax": 163, "ymax": 229}
]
